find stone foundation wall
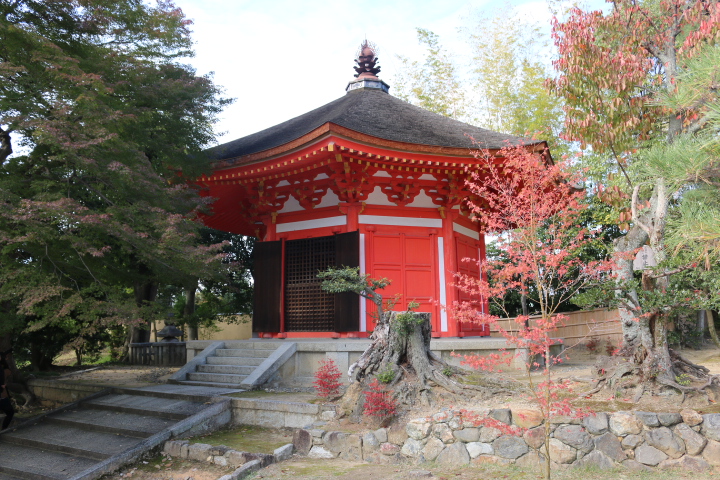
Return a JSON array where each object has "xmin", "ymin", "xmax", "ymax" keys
[
  {"xmin": 229, "ymin": 397, "xmax": 336, "ymax": 428},
  {"xmin": 292, "ymin": 408, "xmax": 720, "ymax": 472}
]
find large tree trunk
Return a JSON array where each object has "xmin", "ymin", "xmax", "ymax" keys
[
  {"xmin": 339, "ymin": 312, "xmax": 515, "ymax": 415},
  {"xmin": 184, "ymin": 281, "xmax": 198, "ymax": 341},
  {"xmin": 121, "ymin": 280, "xmax": 158, "ymax": 361},
  {"xmin": 131, "ymin": 280, "xmax": 158, "ymax": 343},
  {"xmin": 613, "ymin": 224, "xmax": 648, "ymax": 356},
  {"xmin": 604, "ymin": 178, "xmax": 713, "ymax": 398},
  {"xmin": 708, "ymin": 310, "xmax": 720, "ymax": 349}
]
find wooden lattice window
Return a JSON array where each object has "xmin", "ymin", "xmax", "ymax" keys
[
  {"xmin": 252, "ymin": 231, "xmax": 359, "ymax": 333},
  {"xmin": 284, "ymin": 236, "xmax": 336, "ymax": 331}
]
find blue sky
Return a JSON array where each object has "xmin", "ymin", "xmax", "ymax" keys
[{"xmin": 178, "ymin": 0, "xmax": 608, "ymax": 144}]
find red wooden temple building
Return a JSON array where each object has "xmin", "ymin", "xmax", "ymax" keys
[{"xmin": 199, "ymin": 42, "xmax": 548, "ymax": 339}]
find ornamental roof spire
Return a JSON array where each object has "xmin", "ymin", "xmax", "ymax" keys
[
  {"xmin": 346, "ymin": 39, "xmax": 390, "ymax": 94},
  {"xmin": 354, "ymin": 40, "xmax": 381, "ymax": 79}
]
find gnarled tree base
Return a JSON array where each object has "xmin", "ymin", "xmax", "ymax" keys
[
  {"xmin": 338, "ymin": 312, "xmax": 519, "ymax": 417},
  {"xmin": 582, "ymin": 349, "xmax": 720, "ymax": 404}
]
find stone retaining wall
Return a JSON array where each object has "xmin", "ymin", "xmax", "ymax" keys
[
  {"xmin": 27, "ymin": 379, "xmax": 106, "ymax": 405},
  {"xmin": 292, "ymin": 408, "xmax": 720, "ymax": 472},
  {"xmin": 162, "ymin": 440, "xmax": 294, "ymax": 480},
  {"xmin": 230, "ymin": 397, "xmax": 336, "ymax": 428}
]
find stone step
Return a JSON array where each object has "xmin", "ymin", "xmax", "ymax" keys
[
  {"xmin": 0, "ymin": 423, "xmax": 140, "ymax": 461},
  {"xmin": 197, "ymin": 364, "xmax": 255, "ymax": 375},
  {"xmin": 82, "ymin": 394, "xmax": 205, "ymax": 420},
  {"xmin": 46, "ymin": 408, "xmax": 175, "ymax": 437},
  {"xmin": 223, "ymin": 341, "xmax": 283, "ymax": 350},
  {"xmin": 0, "ymin": 441, "xmax": 98, "ymax": 480},
  {"xmin": 206, "ymin": 356, "xmax": 265, "ymax": 366},
  {"xmin": 118, "ymin": 384, "xmax": 244, "ymax": 400},
  {"xmin": 187, "ymin": 372, "xmax": 246, "ymax": 385},
  {"xmin": 215, "ymin": 348, "xmax": 273, "ymax": 358},
  {"xmin": 0, "ymin": 473, "xmax": 24, "ymax": 480},
  {"xmin": 176, "ymin": 380, "xmax": 248, "ymax": 390}
]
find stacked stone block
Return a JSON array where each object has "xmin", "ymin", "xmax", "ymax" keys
[
  {"xmin": 162, "ymin": 440, "xmax": 294, "ymax": 480},
  {"xmin": 293, "ymin": 407, "xmax": 720, "ymax": 472}
]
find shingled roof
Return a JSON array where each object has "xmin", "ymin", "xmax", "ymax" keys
[{"xmin": 206, "ymin": 87, "xmax": 536, "ymax": 163}]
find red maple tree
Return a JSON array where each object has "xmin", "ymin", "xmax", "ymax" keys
[
  {"xmin": 449, "ymin": 144, "xmax": 609, "ymax": 479},
  {"xmin": 313, "ymin": 358, "xmax": 343, "ymax": 398}
]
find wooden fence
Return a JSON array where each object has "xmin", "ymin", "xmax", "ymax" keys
[
  {"xmin": 489, "ymin": 308, "xmax": 623, "ymax": 349},
  {"xmin": 128, "ymin": 342, "xmax": 187, "ymax": 366}
]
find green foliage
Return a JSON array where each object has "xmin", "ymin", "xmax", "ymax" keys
[
  {"xmin": 375, "ymin": 365, "xmax": 395, "ymax": 384},
  {"xmin": 675, "ymin": 373, "xmax": 692, "ymax": 386},
  {"xmin": 394, "ymin": 28, "xmax": 467, "ymax": 120},
  {"xmin": 318, "ymin": 266, "xmax": 390, "ymax": 297},
  {"xmin": 469, "ymin": 11, "xmax": 570, "ymax": 159},
  {"xmin": 392, "ymin": 10, "xmax": 572, "ymax": 159},
  {"xmin": 392, "ymin": 301, "xmax": 424, "ymax": 337}
]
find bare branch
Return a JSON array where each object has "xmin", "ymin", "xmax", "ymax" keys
[{"xmin": 645, "ymin": 263, "xmax": 695, "ymax": 279}]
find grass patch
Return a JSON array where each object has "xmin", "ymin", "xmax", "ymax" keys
[{"xmin": 190, "ymin": 425, "xmax": 293, "ymax": 454}]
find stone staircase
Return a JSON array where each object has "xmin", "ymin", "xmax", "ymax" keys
[
  {"xmin": 171, "ymin": 341, "xmax": 296, "ymax": 390},
  {"xmin": 0, "ymin": 385, "xmax": 232, "ymax": 480}
]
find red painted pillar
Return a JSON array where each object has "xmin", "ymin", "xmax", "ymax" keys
[
  {"xmin": 340, "ymin": 202, "xmax": 361, "ymax": 232},
  {"xmin": 262, "ymin": 213, "xmax": 277, "ymax": 241},
  {"xmin": 478, "ymin": 233, "xmax": 490, "ymax": 333},
  {"xmin": 442, "ymin": 209, "xmax": 460, "ymax": 337}
]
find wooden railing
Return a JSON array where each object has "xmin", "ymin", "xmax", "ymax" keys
[{"xmin": 128, "ymin": 342, "xmax": 187, "ymax": 366}]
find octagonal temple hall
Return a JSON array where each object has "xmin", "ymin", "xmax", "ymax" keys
[{"xmin": 199, "ymin": 42, "xmax": 549, "ymax": 339}]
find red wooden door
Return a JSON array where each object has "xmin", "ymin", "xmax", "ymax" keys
[
  {"xmin": 456, "ymin": 237, "xmax": 489, "ymax": 336},
  {"xmin": 369, "ymin": 233, "xmax": 438, "ymax": 332}
]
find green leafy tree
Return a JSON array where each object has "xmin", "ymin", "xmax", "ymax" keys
[
  {"xmin": 171, "ymin": 228, "xmax": 255, "ymax": 340},
  {"xmin": 393, "ymin": 11, "xmax": 571, "ymax": 159},
  {"xmin": 0, "ymin": 0, "xmax": 231, "ymax": 378},
  {"xmin": 469, "ymin": 12, "xmax": 570, "ymax": 158},
  {"xmin": 393, "ymin": 28, "xmax": 468, "ymax": 120}
]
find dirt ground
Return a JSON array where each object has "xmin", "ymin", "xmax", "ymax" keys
[
  {"xmin": 107, "ymin": 449, "xmax": 720, "ymax": 480},
  {"xmin": 54, "ymin": 364, "xmax": 180, "ymax": 387},
  {"xmin": 109, "ymin": 456, "xmax": 232, "ymax": 480}
]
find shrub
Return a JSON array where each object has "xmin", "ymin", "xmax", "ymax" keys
[
  {"xmin": 313, "ymin": 358, "xmax": 343, "ymax": 398},
  {"xmin": 585, "ymin": 337, "xmax": 599, "ymax": 353},
  {"xmin": 363, "ymin": 378, "xmax": 397, "ymax": 417},
  {"xmin": 376, "ymin": 365, "xmax": 395, "ymax": 384}
]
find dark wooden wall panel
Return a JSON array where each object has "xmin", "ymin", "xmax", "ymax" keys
[
  {"xmin": 334, "ymin": 230, "xmax": 360, "ymax": 332},
  {"xmin": 252, "ymin": 240, "xmax": 282, "ymax": 332}
]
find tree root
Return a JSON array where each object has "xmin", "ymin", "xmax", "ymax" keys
[
  {"xmin": 670, "ymin": 349, "xmax": 710, "ymax": 377},
  {"xmin": 340, "ymin": 312, "xmax": 522, "ymax": 414},
  {"xmin": 656, "ymin": 373, "xmax": 720, "ymax": 403},
  {"xmin": 579, "ymin": 378, "xmax": 606, "ymax": 397},
  {"xmin": 632, "ymin": 383, "xmax": 645, "ymax": 403},
  {"xmin": 581, "ymin": 350, "xmax": 719, "ymax": 405}
]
